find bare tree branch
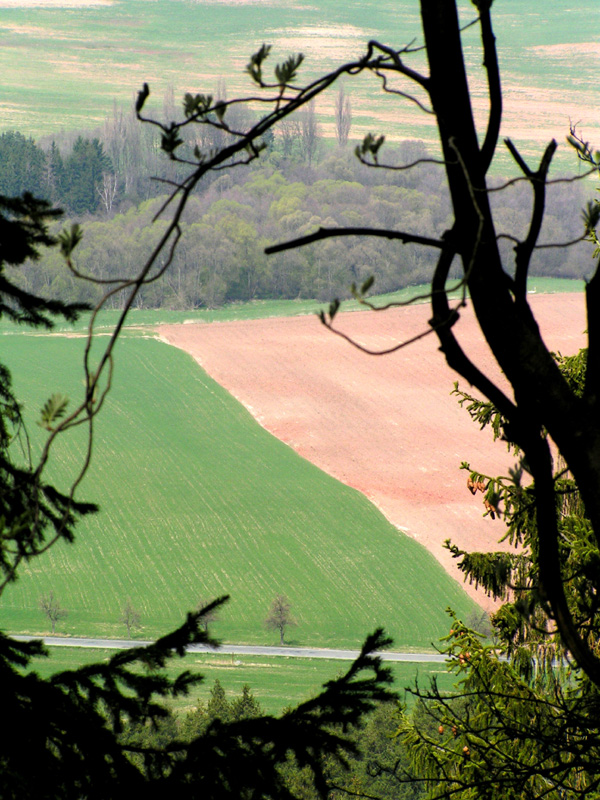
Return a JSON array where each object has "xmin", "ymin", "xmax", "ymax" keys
[
  {"xmin": 478, "ymin": 4, "xmax": 502, "ymax": 173},
  {"xmin": 508, "ymin": 139, "xmax": 557, "ymax": 300},
  {"xmin": 265, "ymin": 226, "xmax": 445, "ymax": 255}
]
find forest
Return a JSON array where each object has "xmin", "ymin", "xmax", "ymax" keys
[{"xmin": 1, "ymin": 92, "xmax": 593, "ymax": 311}]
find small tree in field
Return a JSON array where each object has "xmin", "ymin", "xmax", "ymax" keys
[
  {"xmin": 120, "ymin": 600, "xmax": 142, "ymax": 638},
  {"xmin": 40, "ymin": 591, "xmax": 67, "ymax": 634},
  {"xmin": 265, "ymin": 593, "xmax": 297, "ymax": 645}
]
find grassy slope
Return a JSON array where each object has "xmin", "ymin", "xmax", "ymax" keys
[
  {"xmin": 31, "ymin": 646, "xmax": 456, "ymax": 716},
  {"xmin": 0, "ymin": 277, "xmax": 583, "ymax": 336},
  {"xmin": 1, "ymin": 330, "xmax": 477, "ymax": 649},
  {"xmin": 5, "ymin": 283, "xmax": 583, "ymax": 707}
]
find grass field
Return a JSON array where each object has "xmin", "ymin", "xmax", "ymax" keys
[
  {"xmin": 0, "ymin": 276, "xmax": 584, "ymax": 335},
  {"xmin": 1, "ymin": 281, "xmax": 583, "ymax": 707},
  {"xmin": 31, "ymin": 645, "xmax": 457, "ymax": 715},
  {"xmin": 1, "ymin": 0, "xmax": 598, "ymax": 170},
  {"xmin": 1, "ymin": 328, "xmax": 478, "ymax": 649}
]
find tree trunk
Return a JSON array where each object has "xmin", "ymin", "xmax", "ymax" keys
[{"xmin": 421, "ymin": 0, "xmax": 600, "ymax": 684}]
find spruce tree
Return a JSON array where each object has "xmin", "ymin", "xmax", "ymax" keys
[
  {"xmin": 63, "ymin": 137, "xmax": 113, "ymax": 215},
  {"xmin": 0, "ymin": 131, "xmax": 46, "ymax": 197},
  {"xmin": 395, "ymin": 347, "xmax": 600, "ymax": 799}
]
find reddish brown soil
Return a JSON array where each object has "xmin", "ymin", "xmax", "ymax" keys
[{"xmin": 158, "ymin": 294, "xmax": 586, "ymax": 608}]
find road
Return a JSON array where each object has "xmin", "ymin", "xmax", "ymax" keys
[{"xmin": 14, "ymin": 635, "xmax": 446, "ymax": 663}]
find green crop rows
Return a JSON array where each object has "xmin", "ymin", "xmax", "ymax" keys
[{"xmin": 1, "ymin": 327, "xmax": 477, "ymax": 649}]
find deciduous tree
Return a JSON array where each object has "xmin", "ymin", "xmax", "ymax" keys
[
  {"xmin": 334, "ymin": 84, "xmax": 352, "ymax": 147},
  {"xmin": 197, "ymin": 597, "xmax": 220, "ymax": 632},
  {"xmin": 299, "ymin": 98, "xmax": 321, "ymax": 166},
  {"xmin": 40, "ymin": 591, "xmax": 68, "ymax": 635},
  {"xmin": 120, "ymin": 601, "xmax": 142, "ymax": 638},
  {"xmin": 265, "ymin": 593, "xmax": 297, "ymax": 645}
]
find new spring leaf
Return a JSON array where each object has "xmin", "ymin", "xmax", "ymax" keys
[
  {"xmin": 246, "ymin": 44, "xmax": 272, "ymax": 85},
  {"xmin": 38, "ymin": 394, "xmax": 69, "ymax": 431},
  {"xmin": 274, "ymin": 53, "xmax": 304, "ymax": 86}
]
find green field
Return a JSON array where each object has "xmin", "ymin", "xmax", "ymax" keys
[
  {"xmin": 31, "ymin": 645, "xmax": 456, "ymax": 716},
  {"xmin": 1, "ymin": 283, "xmax": 583, "ymax": 706},
  {"xmin": 0, "ymin": 326, "xmax": 478, "ymax": 649},
  {"xmin": 0, "ymin": 276, "xmax": 584, "ymax": 336},
  {"xmin": 1, "ymin": 0, "xmax": 598, "ymax": 170}
]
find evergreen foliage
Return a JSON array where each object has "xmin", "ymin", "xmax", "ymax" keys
[
  {"xmin": 0, "ymin": 131, "xmax": 46, "ymax": 198},
  {"xmin": 131, "ymin": 680, "xmax": 423, "ymax": 800},
  {"xmin": 393, "ymin": 348, "xmax": 600, "ymax": 799},
  {"xmin": 0, "ymin": 133, "xmax": 114, "ymax": 216},
  {"xmin": 62, "ymin": 137, "xmax": 113, "ymax": 216}
]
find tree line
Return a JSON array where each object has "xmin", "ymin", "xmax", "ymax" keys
[
  {"xmin": 4, "ymin": 125, "xmax": 592, "ymax": 310},
  {"xmin": 1, "ymin": 82, "xmax": 350, "ymax": 216},
  {"xmin": 125, "ymin": 676, "xmax": 424, "ymax": 800},
  {"xmin": 40, "ymin": 592, "xmax": 297, "ymax": 644}
]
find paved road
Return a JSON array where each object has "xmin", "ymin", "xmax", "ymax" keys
[{"xmin": 14, "ymin": 635, "xmax": 446, "ymax": 663}]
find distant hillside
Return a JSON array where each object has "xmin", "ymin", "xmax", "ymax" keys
[{"xmin": 1, "ymin": 0, "xmax": 598, "ymax": 170}]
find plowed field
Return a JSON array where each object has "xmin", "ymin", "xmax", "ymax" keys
[{"xmin": 159, "ymin": 293, "xmax": 587, "ymax": 607}]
